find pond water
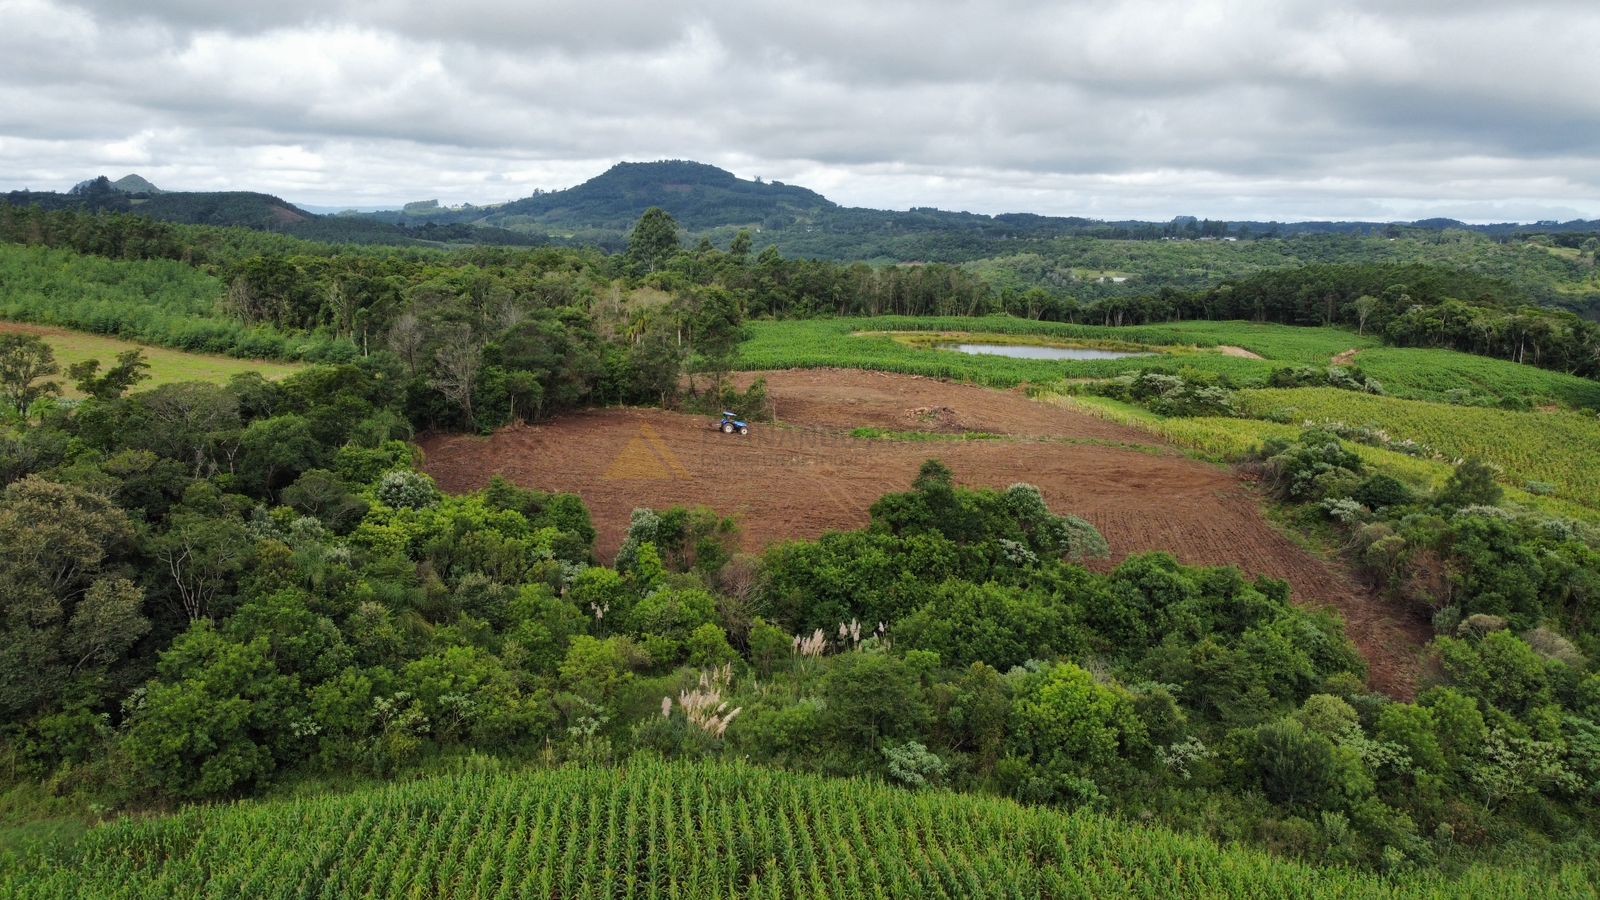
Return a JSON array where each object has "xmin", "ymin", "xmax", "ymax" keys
[{"xmin": 938, "ymin": 342, "xmax": 1154, "ymax": 361}]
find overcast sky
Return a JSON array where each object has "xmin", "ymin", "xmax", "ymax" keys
[{"xmin": 2, "ymin": 0, "xmax": 1598, "ymax": 222}]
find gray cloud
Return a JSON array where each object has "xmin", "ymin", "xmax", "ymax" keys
[{"xmin": 0, "ymin": 0, "xmax": 1595, "ymax": 220}]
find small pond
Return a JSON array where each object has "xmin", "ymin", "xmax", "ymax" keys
[{"xmin": 938, "ymin": 342, "xmax": 1155, "ymax": 361}]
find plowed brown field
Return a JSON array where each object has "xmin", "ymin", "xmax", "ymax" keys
[{"xmin": 419, "ymin": 369, "xmax": 1428, "ymax": 696}]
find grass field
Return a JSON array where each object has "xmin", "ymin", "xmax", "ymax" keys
[
  {"xmin": 736, "ymin": 317, "xmax": 1371, "ymax": 386},
  {"xmin": 3, "ymin": 758, "xmax": 1593, "ymax": 898},
  {"xmin": 0, "ymin": 321, "xmax": 304, "ymax": 395},
  {"xmin": 737, "ymin": 317, "xmax": 1598, "ymax": 409},
  {"xmin": 1049, "ymin": 393, "xmax": 1598, "ymax": 520}
]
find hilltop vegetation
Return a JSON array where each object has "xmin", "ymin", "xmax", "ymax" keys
[{"xmin": 14, "ymin": 161, "xmax": 1598, "ymax": 318}]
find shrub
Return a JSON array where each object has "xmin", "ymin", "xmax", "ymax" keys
[
  {"xmin": 1095, "ymin": 369, "xmax": 1238, "ymax": 417},
  {"xmin": 376, "ymin": 470, "xmax": 440, "ymax": 510},
  {"xmin": 882, "ymin": 741, "xmax": 948, "ymax": 788},
  {"xmin": 1351, "ymin": 475, "xmax": 1413, "ymax": 511},
  {"xmin": 1435, "ymin": 458, "xmax": 1503, "ymax": 509}
]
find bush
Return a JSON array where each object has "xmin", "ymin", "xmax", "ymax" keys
[
  {"xmin": 1268, "ymin": 365, "xmax": 1385, "ymax": 395},
  {"xmin": 1261, "ymin": 430, "xmax": 1365, "ymax": 502},
  {"xmin": 882, "ymin": 741, "xmax": 948, "ymax": 788},
  {"xmin": 376, "ymin": 470, "xmax": 440, "ymax": 510},
  {"xmin": 1435, "ymin": 458, "xmax": 1503, "ymax": 509},
  {"xmin": 1351, "ymin": 474, "xmax": 1413, "ymax": 511},
  {"xmin": 1095, "ymin": 369, "xmax": 1238, "ymax": 417}
]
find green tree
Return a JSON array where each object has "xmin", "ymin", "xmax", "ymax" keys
[
  {"xmin": 237, "ymin": 414, "xmax": 322, "ymax": 494},
  {"xmin": 1435, "ymin": 457, "xmax": 1503, "ymax": 509},
  {"xmin": 1229, "ymin": 718, "xmax": 1365, "ymax": 811},
  {"xmin": 820, "ymin": 652, "xmax": 930, "ymax": 751},
  {"xmin": 120, "ymin": 623, "xmax": 301, "ymax": 799},
  {"xmin": 1351, "ymin": 295, "xmax": 1379, "ymax": 335},
  {"xmin": 685, "ymin": 286, "xmax": 745, "ymax": 397},
  {"xmin": 747, "ymin": 617, "xmax": 791, "ymax": 677},
  {"xmin": 68, "ymin": 349, "xmax": 150, "ymax": 401},
  {"xmin": 1010, "ymin": 663, "xmax": 1145, "ymax": 772},
  {"xmin": 0, "ymin": 333, "xmax": 60, "ymax": 416},
  {"xmin": 628, "ymin": 207, "xmax": 681, "ymax": 276},
  {"xmin": 0, "ymin": 477, "xmax": 143, "ymax": 721},
  {"xmin": 151, "ymin": 509, "xmax": 252, "ymax": 621},
  {"xmin": 559, "ymin": 635, "xmax": 638, "ymax": 705},
  {"xmin": 686, "ymin": 622, "xmax": 737, "ymax": 668}
]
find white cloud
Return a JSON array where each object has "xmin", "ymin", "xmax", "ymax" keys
[{"xmin": 0, "ymin": 0, "xmax": 1592, "ymax": 220}]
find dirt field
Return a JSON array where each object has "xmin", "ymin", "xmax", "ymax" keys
[{"xmin": 419, "ymin": 368, "xmax": 1428, "ymax": 697}]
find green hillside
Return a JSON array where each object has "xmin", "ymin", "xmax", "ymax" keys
[{"xmin": 4, "ymin": 759, "xmax": 1592, "ymax": 898}]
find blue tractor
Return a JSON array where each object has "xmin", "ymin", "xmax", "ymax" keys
[{"xmin": 717, "ymin": 411, "xmax": 750, "ymax": 435}]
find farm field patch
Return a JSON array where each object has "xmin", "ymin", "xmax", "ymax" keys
[
  {"xmin": 0, "ymin": 320, "xmax": 304, "ymax": 394},
  {"xmin": 1239, "ymin": 387, "xmax": 1600, "ymax": 512},
  {"xmin": 9, "ymin": 759, "xmax": 1589, "ymax": 898}
]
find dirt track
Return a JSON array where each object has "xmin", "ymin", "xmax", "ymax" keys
[{"xmin": 419, "ymin": 368, "xmax": 1428, "ymax": 697}]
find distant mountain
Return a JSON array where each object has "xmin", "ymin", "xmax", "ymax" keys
[
  {"xmin": 110, "ymin": 174, "xmax": 163, "ymax": 194},
  {"xmin": 365, "ymin": 160, "xmax": 834, "ymax": 232},
  {"xmin": 11, "ymin": 162, "xmax": 1600, "ymax": 261},
  {"xmin": 359, "ymin": 160, "xmax": 1600, "ymax": 262}
]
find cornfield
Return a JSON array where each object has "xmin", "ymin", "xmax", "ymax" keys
[
  {"xmin": 1354, "ymin": 348, "xmax": 1600, "ymax": 409},
  {"xmin": 1238, "ymin": 388, "xmax": 1600, "ymax": 512},
  {"xmin": 4, "ymin": 758, "xmax": 1594, "ymax": 898}
]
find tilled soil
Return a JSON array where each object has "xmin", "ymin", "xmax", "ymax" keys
[{"xmin": 419, "ymin": 368, "xmax": 1428, "ymax": 697}]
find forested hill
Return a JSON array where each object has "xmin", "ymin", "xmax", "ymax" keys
[
  {"xmin": 1, "ymin": 176, "xmax": 546, "ymax": 248},
  {"xmin": 497, "ymin": 159, "xmax": 835, "ymax": 229}
]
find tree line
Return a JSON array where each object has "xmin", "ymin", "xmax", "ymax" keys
[{"xmin": 4, "ymin": 203, "xmax": 1598, "ymax": 394}]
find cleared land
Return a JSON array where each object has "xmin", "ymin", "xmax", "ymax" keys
[
  {"xmin": 421, "ymin": 368, "xmax": 1428, "ymax": 697},
  {"xmin": 0, "ymin": 321, "xmax": 303, "ymax": 393}
]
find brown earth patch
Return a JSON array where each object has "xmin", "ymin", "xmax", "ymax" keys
[
  {"xmin": 1332, "ymin": 348, "xmax": 1362, "ymax": 366},
  {"xmin": 1216, "ymin": 345, "xmax": 1265, "ymax": 360},
  {"xmin": 0, "ymin": 321, "xmax": 65, "ymax": 337},
  {"xmin": 419, "ymin": 368, "xmax": 1427, "ymax": 697}
]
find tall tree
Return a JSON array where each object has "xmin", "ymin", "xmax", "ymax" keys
[
  {"xmin": 432, "ymin": 328, "xmax": 484, "ymax": 428},
  {"xmin": 627, "ymin": 207, "xmax": 681, "ymax": 276},
  {"xmin": 0, "ymin": 333, "xmax": 61, "ymax": 416}
]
